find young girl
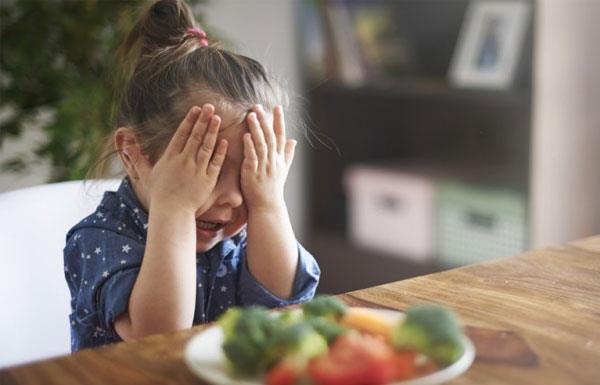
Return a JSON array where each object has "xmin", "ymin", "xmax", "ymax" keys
[{"xmin": 63, "ymin": 0, "xmax": 320, "ymax": 351}]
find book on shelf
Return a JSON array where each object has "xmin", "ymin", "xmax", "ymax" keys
[
  {"xmin": 304, "ymin": 1, "xmax": 419, "ymax": 86},
  {"xmin": 318, "ymin": 0, "xmax": 367, "ymax": 86}
]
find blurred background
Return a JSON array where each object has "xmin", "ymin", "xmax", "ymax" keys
[{"xmin": 2, "ymin": 0, "xmax": 600, "ymax": 298}]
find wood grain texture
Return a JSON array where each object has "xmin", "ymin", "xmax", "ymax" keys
[
  {"xmin": 2, "ymin": 236, "xmax": 599, "ymax": 385},
  {"xmin": 343, "ymin": 235, "xmax": 600, "ymax": 385}
]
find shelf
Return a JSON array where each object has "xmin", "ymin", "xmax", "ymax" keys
[
  {"xmin": 306, "ymin": 78, "xmax": 531, "ymax": 108},
  {"xmin": 307, "ymin": 77, "xmax": 532, "ymax": 233},
  {"xmin": 310, "ymin": 232, "xmax": 445, "ymax": 295}
]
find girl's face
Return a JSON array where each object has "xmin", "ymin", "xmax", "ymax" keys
[
  {"xmin": 191, "ymin": 107, "xmax": 253, "ymax": 252},
  {"xmin": 126, "ymin": 104, "xmax": 265, "ymax": 253}
]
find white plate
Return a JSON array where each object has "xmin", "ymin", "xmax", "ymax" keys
[{"xmin": 184, "ymin": 308, "xmax": 476, "ymax": 385}]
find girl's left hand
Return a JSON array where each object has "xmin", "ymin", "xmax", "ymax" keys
[{"xmin": 241, "ymin": 104, "xmax": 296, "ymax": 211}]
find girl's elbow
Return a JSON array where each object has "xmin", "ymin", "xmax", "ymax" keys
[
  {"xmin": 114, "ymin": 311, "xmax": 192, "ymax": 341},
  {"xmin": 114, "ymin": 312, "xmax": 138, "ymax": 341}
]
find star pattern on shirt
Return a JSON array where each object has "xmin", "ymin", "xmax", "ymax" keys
[
  {"xmin": 92, "ymin": 326, "xmax": 105, "ymax": 338},
  {"xmin": 65, "ymin": 177, "xmax": 320, "ymax": 352}
]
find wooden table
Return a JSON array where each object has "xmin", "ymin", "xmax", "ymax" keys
[{"xmin": 2, "ymin": 236, "xmax": 600, "ymax": 385}]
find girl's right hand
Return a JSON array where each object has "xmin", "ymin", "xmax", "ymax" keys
[{"xmin": 127, "ymin": 104, "xmax": 228, "ymax": 215}]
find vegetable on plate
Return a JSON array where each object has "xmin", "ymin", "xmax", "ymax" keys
[{"xmin": 215, "ymin": 295, "xmax": 467, "ymax": 385}]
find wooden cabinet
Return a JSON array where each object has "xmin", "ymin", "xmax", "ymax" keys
[{"xmin": 302, "ymin": 1, "xmax": 534, "ymax": 294}]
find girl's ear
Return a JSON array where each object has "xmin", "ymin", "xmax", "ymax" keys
[{"xmin": 114, "ymin": 127, "xmax": 146, "ymax": 180}]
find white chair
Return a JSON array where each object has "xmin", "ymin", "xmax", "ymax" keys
[{"xmin": 0, "ymin": 179, "xmax": 121, "ymax": 368}]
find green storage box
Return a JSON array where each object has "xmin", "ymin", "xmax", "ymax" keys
[{"xmin": 437, "ymin": 182, "xmax": 527, "ymax": 266}]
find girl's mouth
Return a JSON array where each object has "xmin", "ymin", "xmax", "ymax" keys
[
  {"xmin": 196, "ymin": 220, "xmax": 226, "ymax": 231},
  {"xmin": 195, "ymin": 220, "xmax": 229, "ymax": 241}
]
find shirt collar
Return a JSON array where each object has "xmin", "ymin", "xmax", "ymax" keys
[{"xmin": 115, "ymin": 176, "xmax": 149, "ymax": 227}]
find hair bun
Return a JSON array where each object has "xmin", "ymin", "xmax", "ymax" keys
[{"xmin": 141, "ymin": 0, "xmax": 195, "ymax": 53}]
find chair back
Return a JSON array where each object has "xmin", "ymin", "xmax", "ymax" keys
[{"xmin": 0, "ymin": 179, "xmax": 121, "ymax": 368}]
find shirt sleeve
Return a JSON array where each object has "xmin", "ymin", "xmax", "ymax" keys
[
  {"xmin": 238, "ymin": 241, "xmax": 321, "ymax": 308},
  {"xmin": 65, "ymin": 227, "xmax": 143, "ymax": 337}
]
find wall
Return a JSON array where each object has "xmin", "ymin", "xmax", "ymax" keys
[
  {"xmin": 0, "ymin": 111, "xmax": 52, "ymax": 193},
  {"xmin": 531, "ymin": 0, "xmax": 600, "ymax": 247}
]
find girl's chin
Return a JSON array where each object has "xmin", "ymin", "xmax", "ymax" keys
[
  {"xmin": 195, "ymin": 228, "xmax": 221, "ymax": 252},
  {"xmin": 196, "ymin": 242, "xmax": 215, "ymax": 253}
]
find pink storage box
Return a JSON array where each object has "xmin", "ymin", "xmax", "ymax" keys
[{"xmin": 344, "ymin": 165, "xmax": 436, "ymax": 262}]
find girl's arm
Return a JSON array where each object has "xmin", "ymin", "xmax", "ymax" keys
[
  {"xmin": 115, "ymin": 105, "xmax": 227, "ymax": 339},
  {"xmin": 114, "ymin": 204, "xmax": 197, "ymax": 339},
  {"xmin": 241, "ymin": 105, "xmax": 298, "ymax": 300}
]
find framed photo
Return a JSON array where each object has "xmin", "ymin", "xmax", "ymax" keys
[{"xmin": 449, "ymin": 0, "xmax": 531, "ymax": 89}]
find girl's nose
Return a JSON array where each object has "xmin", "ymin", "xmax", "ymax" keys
[{"xmin": 214, "ymin": 177, "xmax": 243, "ymax": 208}]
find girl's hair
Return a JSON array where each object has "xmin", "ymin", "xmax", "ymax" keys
[{"xmin": 91, "ymin": 0, "xmax": 288, "ymax": 177}]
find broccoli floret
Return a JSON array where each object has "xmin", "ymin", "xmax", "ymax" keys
[
  {"xmin": 266, "ymin": 321, "xmax": 328, "ymax": 368},
  {"xmin": 302, "ymin": 295, "xmax": 348, "ymax": 320},
  {"xmin": 306, "ymin": 316, "xmax": 348, "ymax": 344},
  {"xmin": 275, "ymin": 322, "xmax": 328, "ymax": 358},
  {"xmin": 218, "ymin": 307, "xmax": 242, "ymax": 339},
  {"xmin": 219, "ymin": 306, "xmax": 281, "ymax": 376},
  {"xmin": 392, "ymin": 304, "xmax": 464, "ymax": 365},
  {"xmin": 277, "ymin": 308, "xmax": 305, "ymax": 326}
]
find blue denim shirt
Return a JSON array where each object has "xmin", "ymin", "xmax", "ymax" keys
[{"xmin": 63, "ymin": 177, "xmax": 320, "ymax": 351}]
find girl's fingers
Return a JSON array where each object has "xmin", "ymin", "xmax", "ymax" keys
[
  {"xmin": 284, "ymin": 139, "xmax": 296, "ymax": 165},
  {"xmin": 184, "ymin": 104, "xmax": 214, "ymax": 157},
  {"xmin": 273, "ymin": 105, "xmax": 286, "ymax": 154},
  {"xmin": 247, "ymin": 112, "xmax": 267, "ymax": 162},
  {"xmin": 196, "ymin": 115, "xmax": 221, "ymax": 167},
  {"xmin": 254, "ymin": 105, "xmax": 277, "ymax": 156},
  {"xmin": 166, "ymin": 106, "xmax": 201, "ymax": 155},
  {"xmin": 242, "ymin": 132, "xmax": 258, "ymax": 173},
  {"xmin": 207, "ymin": 139, "xmax": 228, "ymax": 178}
]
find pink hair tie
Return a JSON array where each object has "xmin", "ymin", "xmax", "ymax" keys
[{"xmin": 187, "ymin": 27, "xmax": 208, "ymax": 47}]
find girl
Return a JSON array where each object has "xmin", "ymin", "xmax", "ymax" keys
[{"xmin": 63, "ymin": 0, "xmax": 320, "ymax": 351}]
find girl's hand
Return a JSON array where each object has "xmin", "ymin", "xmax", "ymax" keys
[
  {"xmin": 128, "ymin": 104, "xmax": 228, "ymax": 214},
  {"xmin": 241, "ymin": 104, "xmax": 296, "ymax": 212}
]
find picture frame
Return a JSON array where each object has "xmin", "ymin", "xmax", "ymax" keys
[{"xmin": 449, "ymin": 0, "xmax": 531, "ymax": 89}]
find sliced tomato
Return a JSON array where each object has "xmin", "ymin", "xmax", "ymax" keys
[
  {"xmin": 392, "ymin": 351, "xmax": 417, "ymax": 380},
  {"xmin": 308, "ymin": 355, "xmax": 369, "ymax": 385},
  {"xmin": 307, "ymin": 332, "xmax": 402, "ymax": 385},
  {"xmin": 266, "ymin": 359, "xmax": 300, "ymax": 385}
]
